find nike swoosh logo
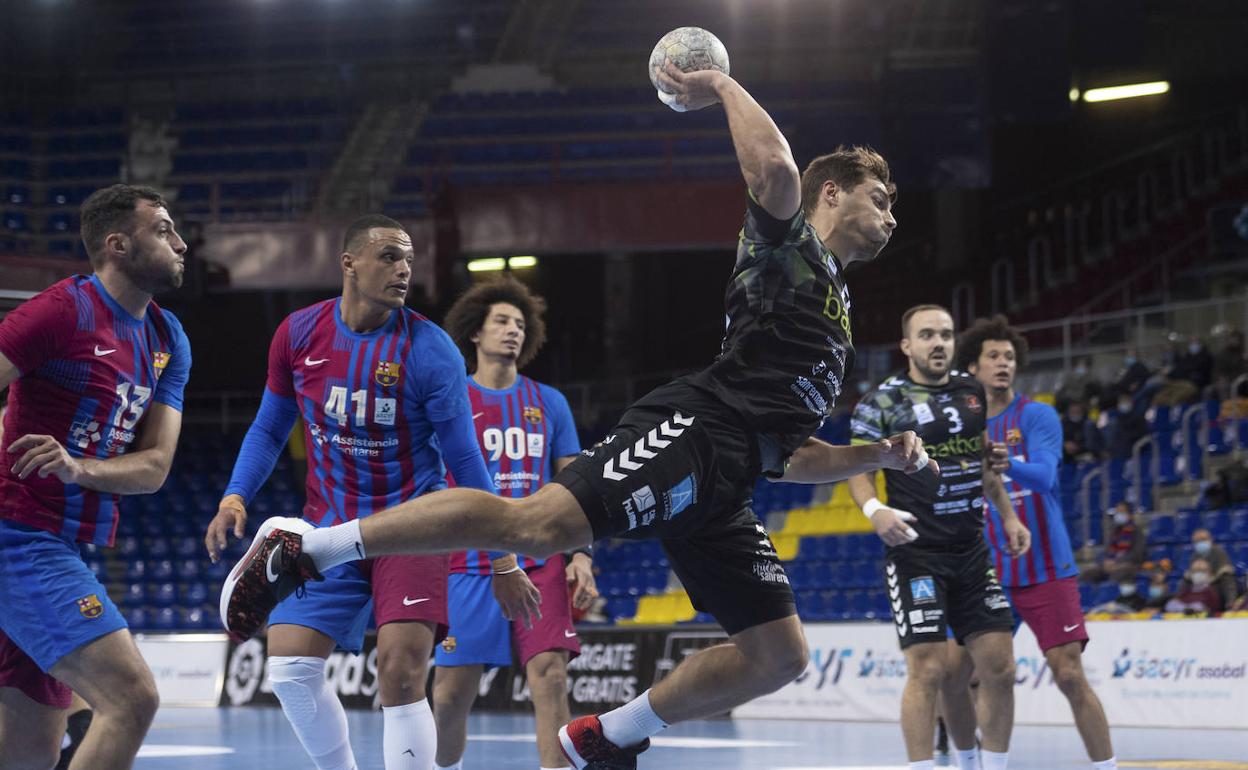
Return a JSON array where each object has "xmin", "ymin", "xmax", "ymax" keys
[
  {"xmin": 564, "ymin": 630, "xmax": 577, "ymax": 638},
  {"xmin": 304, "ymin": 357, "xmax": 329, "ymax": 366},
  {"xmin": 1064, "ymin": 624, "xmax": 1081, "ymax": 633},
  {"xmin": 403, "ymin": 597, "xmax": 430, "ymax": 606},
  {"xmin": 266, "ymin": 546, "xmax": 282, "ymax": 583},
  {"xmin": 93, "ymin": 346, "xmax": 116, "ymax": 356},
  {"xmin": 472, "ymin": 412, "xmax": 485, "ymax": 420}
]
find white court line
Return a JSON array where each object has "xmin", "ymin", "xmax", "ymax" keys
[
  {"xmin": 468, "ymin": 732, "xmax": 799, "ymax": 749},
  {"xmin": 137, "ymin": 744, "xmax": 235, "ymax": 758}
]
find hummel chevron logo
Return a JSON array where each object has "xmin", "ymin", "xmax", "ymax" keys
[
  {"xmin": 889, "ymin": 586, "xmax": 901, "ymax": 600},
  {"xmin": 602, "ymin": 413, "xmax": 694, "ymax": 481}
]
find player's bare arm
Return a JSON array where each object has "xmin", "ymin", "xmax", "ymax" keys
[
  {"xmin": 778, "ymin": 431, "xmax": 937, "ymax": 484},
  {"xmin": 205, "ymin": 494, "xmax": 248, "ymax": 563},
  {"xmin": 490, "ymin": 553, "xmax": 543, "ymax": 629},
  {"xmin": 848, "ymin": 471, "xmax": 919, "ymax": 547},
  {"xmin": 9, "ymin": 401, "xmax": 182, "ymax": 495},
  {"xmin": 654, "ymin": 63, "xmax": 800, "ymax": 220},
  {"xmin": 983, "ymin": 468, "xmax": 1030, "ymax": 557}
]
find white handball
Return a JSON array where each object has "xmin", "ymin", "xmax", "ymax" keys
[{"xmin": 648, "ymin": 26, "xmax": 730, "ymax": 94}]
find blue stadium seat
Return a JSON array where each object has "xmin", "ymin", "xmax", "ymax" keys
[
  {"xmin": 853, "ymin": 560, "xmax": 879, "ymax": 588},
  {"xmin": 787, "ymin": 562, "xmax": 813, "ymax": 591},
  {"xmin": 1205, "ymin": 510, "xmax": 1232, "ymax": 540},
  {"xmin": 1091, "ymin": 582, "xmax": 1119, "ymax": 605},
  {"xmin": 150, "ymin": 559, "xmax": 175, "ymax": 581},
  {"xmin": 179, "ymin": 582, "xmax": 210, "ymax": 605},
  {"xmin": 1147, "ymin": 516, "xmax": 1176, "ymax": 544},
  {"xmin": 124, "ymin": 583, "xmax": 148, "ymax": 607},
  {"xmin": 124, "ymin": 558, "xmax": 147, "ymax": 582},
  {"xmin": 124, "ymin": 607, "xmax": 149, "ymax": 629},
  {"xmin": 1231, "ymin": 510, "xmax": 1248, "ymax": 540},
  {"xmin": 152, "ymin": 582, "xmax": 178, "ymax": 608},
  {"xmin": 175, "ymin": 558, "xmax": 203, "ymax": 581},
  {"xmin": 145, "ymin": 538, "xmax": 171, "ymax": 558},
  {"xmin": 152, "ymin": 608, "xmax": 178, "ymax": 631}
]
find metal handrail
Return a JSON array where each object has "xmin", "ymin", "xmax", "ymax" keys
[
  {"xmin": 1130, "ymin": 434, "xmax": 1159, "ymax": 514},
  {"xmin": 1180, "ymin": 403, "xmax": 1208, "ymax": 485},
  {"xmin": 1079, "ymin": 464, "xmax": 1108, "ymax": 548}
]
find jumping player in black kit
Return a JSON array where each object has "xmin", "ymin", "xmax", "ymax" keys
[
  {"xmin": 848, "ymin": 305, "xmax": 1029, "ymax": 770},
  {"xmin": 222, "ymin": 63, "xmax": 934, "ymax": 769}
]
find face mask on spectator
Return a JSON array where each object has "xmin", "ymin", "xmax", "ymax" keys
[
  {"xmin": 1075, "ymin": 365, "xmax": 1088, "ymax": 376},
  {"xmin": 1118, "ymin": 582, "xmax": 1137, "ymax": 596},
  {"xmin": 1188, "ymin": 343, "xmax": 1201, "ymax": 354},
  {"xmin": 1124, "ymin": 356, "xmax": 1136, "ymax": 365},
  {"xmin": 1149, "ymin": 584, "xmax": 1166, "ymax": 599},
  {"xmin": 1114, "ymin": 512, "xmax": 1130, "ymax": 526},
  {"xmin": 1194, "ymin": 540, "xmax": 1212, "ymax": 555},
  {"xmin": 1118, "ymin": 401, "xmax": 1132, "ymax": 414},
  {"xmin": 1190, "ymin": 571, "xmax": 1211, "ymax": 588}
]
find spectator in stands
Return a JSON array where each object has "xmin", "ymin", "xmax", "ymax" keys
[
  {"xmin": 1153, "ymin": 336, "xmax": 1213, "ymax": 406},
  {"xmin": 1112, "ymin": 348, "xmax": 1153, "ymax": 413},
  {"xmin": 1060, "ymin": 400, "xmax": 1099, "ymax": 465},
  {"xmin": 1082, "ymin": 502, "xmax": 1146, "ymax": 583},
  {"xmin": 1056, "ymin": 357, "xmax": 1102, "ymax": 411},
  {"xmin": 1164, "ymin": 557, "xmax": 1224, "ymax": 614},
  {"xmin": 1212, "ymin": 328, "xmax": 1247, "ymax": 398},
  {"xmin": 1101, "ymin": 391, "xmax": 1150, "ymax": 460},
  {"xmin": 1190, "ymin": 528, "xmax": 1239, "ymax": 609}
]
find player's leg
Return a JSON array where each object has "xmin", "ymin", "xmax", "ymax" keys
[
  {"xmin": 1045, "ymin": 642, "xmax": 1114, "ymax": 765},
  {"xmin": 961, "ymin": 631, "xmax": 1014, "ymax": 768},
  {"xmin": 939, "ymin": 639, "xmax": 982, "ymax": 770},
  {"xmin": 267, "ymin": 623, "xmax": 356, "ymax": 770},
  {"xmin": 0, "ymin": 686, "xmax": 67, "ymax": 770},
  {"xmin": 47, "ymin": 629, "xmax": 160, "ymax": 770},
  {"xmin": 512, "ymin": 555, "xmax": 582, "ymax": 769},
  {"xmin": 376, "ymin": 621, "xmax": 437, "ymax": 770},
  {"xmin": 901, "ymin": 640, "xmax": 951, "ymax": 766},
  {"xmin": 431, "ymin": 664, "xmax": 484, "ymax": 770}
]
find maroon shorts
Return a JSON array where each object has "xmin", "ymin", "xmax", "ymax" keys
[
  {"xmin": 0, "ymin": 629, "xmax": 72, "ymax": 709},
  {"xmin": 513, "ymin": 555, "xmax": 581, "ymax": 667},
  {"xmin": 1010, "ymin": 576, "xmax": 1089, "ymax": 652},
  {"xmin": 366, "ymin": 554, "xmax": 450, "ymax": 637}
]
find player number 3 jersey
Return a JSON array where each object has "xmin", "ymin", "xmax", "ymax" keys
[{"xmin": 850, "ymin": 371, "xmax": 987, "ymax": 547}]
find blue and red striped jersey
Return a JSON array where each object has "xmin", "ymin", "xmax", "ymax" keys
[
  {"xmin": 0, "ymin": 275, "xmax": 190, "ymax": 546},
  {"xmin": 451, "ymin": 375, "xmax": 579, "ymax": 574},
  {"xmin": 267, "ymin": 298, "xmax": 471, "ymax": 526},
  {"xmin": 984, "ymin": 395, "xmax": 1078, "ymax": 587}
]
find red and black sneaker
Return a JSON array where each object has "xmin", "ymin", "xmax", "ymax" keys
[
  {"xmin": 219, "ymin": 517, "xmax": 322, "ymax": 641},
  {"xmin": 558, "ymin": 715, "xmax": 650, "ymax": 770}
]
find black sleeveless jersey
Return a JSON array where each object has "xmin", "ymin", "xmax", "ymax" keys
[{"xmin": 684, "ymin": 194, "xmax": 856, "ymax": 473}]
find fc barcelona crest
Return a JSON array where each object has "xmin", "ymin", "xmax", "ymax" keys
[
  {"xmin": 441, "ymin": 636, "xmax": 457, "ymax": 653},
  {"xmin": 1006, "ymin": 427, "xmax": 1022, "ymax": 446},
  {"xmin": 77, "ymin": 594, "xmax": 104, "ymax": 619},
  {"xmin": 523, "ymin": 406, "xmax": 543, "ymax": 425},
  {"xmin": 375, "ymin": 360, "xmax": 401, "ymax": 387},
  {"xmin": 153, "ymin": 351, "xmax": 170, "ymax": 371}
]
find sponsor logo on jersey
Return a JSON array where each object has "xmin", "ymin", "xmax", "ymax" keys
[
  {"xmin": 929, "ymin": 434, "xmax": 983, "ymax": 458},
  {"xmin": 374, "ymin": 397, "xmax": 397, "ymax": 426},
  {"xmin": 523, "ymin": 406, "xmax": 543, "ymax": 425},
  {"xmin": 374, "ymin": 360, "xmax": 401, "ymax": 387},
  {"xmin": 69, "ymin": 419, "xmax": 102, "ymax": 449},
  {"xmin": 623, "ymin": 485, "xmax": 656, "ymax": 530},
  {"xmin": 965, "ymin": 394, "xmax": 983, "ymax": 412},
  {"xmin": 663, "ymin": 474, "xmax": 697, "ymax": 520},
  {"xmin": 912, "ymin": 402, "xmax": 935, "ymax": 425},
  {"xmin": 77, "ymin": 594, "xmax": 104, "ymax": 619}
]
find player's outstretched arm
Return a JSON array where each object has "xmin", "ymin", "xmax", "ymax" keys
[
  {"xmin": 654, "ymin": 63, "xmax": 800, "ymax": 220},
  {"xmin": 10, "ymin": 401, "xmax": 182, "ymax": 495},
  {"xmin": 778, "ymin": 432, "xmax": 937, "ymax": 484}
]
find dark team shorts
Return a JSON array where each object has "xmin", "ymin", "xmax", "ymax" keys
[
  {"xmin": 0, "ymin": 520, "xmax": 128, "ymax": 708},
  {"xmin": 435, "ymin": 554, "xmax": 580, "ymax": 669},
  {"xmin": 554, "ymin": 380, "xmax": 796, "ymax": 636},
  {"xmin": 1008, "ymin": 576, "xmax": 1089, "ymax": 652},
  {"xmin": 886, "ymin": 538, "xmax": 1014, "ymax": 650},
  {"xmin": 270, "ymin": 552, "xmax": 449, "ymax": 654}
]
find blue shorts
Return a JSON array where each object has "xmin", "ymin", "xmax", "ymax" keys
[
  {"xmin": 270, "ymin": 561, "xmax": 375, "ymax": 654},
  {"xmin": 0, "ymin": 520, "xmax": 127, "ymax": 672},
  {"xmin": 435, "ymin": 573, "xmax": 511, "ymax": 668}
]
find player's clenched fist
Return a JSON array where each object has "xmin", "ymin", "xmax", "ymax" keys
[
  {"xmin": 205, "ymin": 493, "xmax": 248, "ymax": 563},
  {"xmin": 875, "ymin": 431, "xmax": 939, "ymax": 476}
]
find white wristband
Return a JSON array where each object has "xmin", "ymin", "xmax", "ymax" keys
[
  {"xmin": 862, "ymin": 498, "xmax": 886, "ymax": 519},
  {"xmin": 492, "ymin": 565, "xmax": 522, "ymax": 576}
]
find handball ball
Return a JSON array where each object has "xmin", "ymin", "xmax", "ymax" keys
[{"xmin": 648, "ymin": 27, "xmax": 730, "ymax": 94}]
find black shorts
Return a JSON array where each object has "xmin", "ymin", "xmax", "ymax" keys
[
  {"xmin": 885, "ymin": 538, "xmax": 1013, "ymax": 650},
  {"xmin": 554, "ymin": 380, "xmax": 796, "ymax": 635}
]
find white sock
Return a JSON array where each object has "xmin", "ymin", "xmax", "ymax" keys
[
  {"xmin": 383, "ymin": 698, "xmax": 436, "ymax": 770},
  {"xmin": 303, "ymin": 519, "xmax": 364, "ymax": 572},
  {"xmin": 981, "ymin": 749, "xmax": 1008, "ymax": 770},
  {"xmin": 1092, "ymin": 758, "xmax": 1117, "ymax": 769},
  {"xmin": 268, "ymin": 656, "xmax": 357, "ymax": 770},
  {"xmin": 598, "ymin": 689, "xmax": 668, "ymax": 749},
  {"xmin": 909, "ymin": 762, "xmax": 936, "ymax": 770},
  {"xmin": 954, "ymin": 746, "xmax": 981, "ymax": 770},
  {"xmin": 433, "ymin": 763, "xmax": 462, "ymax": 770}
]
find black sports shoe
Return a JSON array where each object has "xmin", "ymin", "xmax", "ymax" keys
[
  {"xmin": 219, "ymin": 517, "xmax": 322, "ymax": 641},
  {"xmin": 559, "ymin": 715, "xmax": 650, "ymax": 770},
  {"xmin": 54, "ymin": 708, "xmax": 92, "ymax": 770}
]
